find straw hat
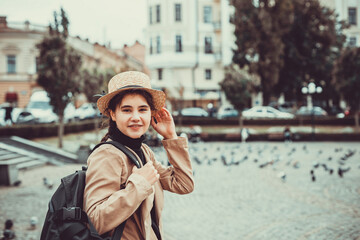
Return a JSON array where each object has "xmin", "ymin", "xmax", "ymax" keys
[{"xmin": 97, "ymin": 71, "xmax": 166, "ymax": 117}]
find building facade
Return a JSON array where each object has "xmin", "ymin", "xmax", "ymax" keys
[
  {"xmin": 0, "ymin": 17, "xmax": 45, "ymax": 108},
  {"xmin": 0, "ymin": 16, "xmax": 143, "ymax": 108},
  {"xmin": 119, "ymin": 41, "xmax": 151, "ymax": 76},
  {"xmin": 145, "ymin": 0, "xmax": 234, "ymax": 110},
  {"xmin": 145, "ymin": 0, "xmax": 360, "ymax": 111},
  {"xmin": 319, "ymin": 0, "xmax": 360, "ymax": 47}
]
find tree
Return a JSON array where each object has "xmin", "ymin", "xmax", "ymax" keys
[
  {"xmin": 332, "ymin": 47, "xmax": 360, "ymax": 132},
  {"xmin": 275, "ymin": 0, "xmax": 347, "ymax": 106},
  {"xmin": 219, "ymin": 65, "xmax": 252, "ymax": 130},
  {"xmin": 37, "ymin": 8, "xmax": 82, "ymax": 148},
  {"xmin": 80, "ymin": 69, "xmax": 115, "ymax": 104},
  {"xmin": 79, "ymin": 68, "xmax": 115, "ymax": 140},
  {"xmin": 231, "ymin": 0, "xmax": 294, "ymax": 105}
]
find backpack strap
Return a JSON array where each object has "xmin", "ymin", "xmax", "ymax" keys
[
  {"xmin": 90, "ymin": 141, "xmax": 139, "ymax": 239},
  {"xmin": 92, "ymin": 141, "xmax": 141, "ymax": 169},
  {"xmin": 110, "ymin": 221, "xmax": 126, "ymax": 240}
]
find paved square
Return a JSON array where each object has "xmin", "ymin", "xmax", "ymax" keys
[{"xmin": 0, "ymin": 141, "xmax": 359, "ymax": 240}]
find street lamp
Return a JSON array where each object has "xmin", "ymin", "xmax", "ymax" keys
[{"xmin": 301, "ymin": 82, "xmax": 323, "ymax": 140}]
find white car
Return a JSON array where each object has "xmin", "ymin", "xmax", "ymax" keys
[
  {"xmin": 15, "ymin": 91, "xmax": 58, "ymax": 124},
  {"xmin": 16, "ymin": 91, "xmax": 76, "ymax": 124},
  {"xmin": 242, "ymin": 106, "xmax": 294, "ymax": 119},
  {"xmin": 19, "ymin": 101, "xmax": 58, "ymax": 124},
  {"xmin": 173, "ymin": 107, "xmax": 209, "ymax": 117},
  {"xmin": 217, "ymin": 106, "xmax": 239, "ymax": 119},
  {"xmin": 74, "ymin": 103, "xmax": 97, "ymax": 120}
]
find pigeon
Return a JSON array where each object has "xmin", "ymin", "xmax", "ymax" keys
[
  {"xmin": 311, "ymin": 175, "xmax": 316, "ymax": 182},
  {"xmin": 310, "ymin": 169, "xmax": 316, "ymax": 181},
  {"xmin": 43, "ymin": 177, "xmax": 54, "ymax": 189},
  {"xmin": 221, "ymin": 155, "xmax": 228, "ymax": 166},
  {"xmin": 321, "ymin": 164, "xmax": 328, "ymax": 171},
  {"xmin": 338, "ymin": 167, "xmax": 343, "ymax": 177},
  {"xmin": 259, "ymin": 162, "xmax": 269, "ymax": 168},
  {"xmin": 277, "ymin": 171, "xmax": 286, "ymax": 182},
  {"xmin": 13, "ymin": 180, "xmax": 22, "ymax": 186},
  {"xmin": 338, "ymin": 167, "xmax": 351, "ymax": 178},
  {"xmin": 293, "ymin": 161, "xmax": 300, "ymax": 169},
  {"xmin": 345, "ymin": 149, "xmax": 356, "ymax": 158},
  {"xmin": 30, "ymin": 216, "xmax": 38, "ymax": 230},
  {"xmin": 193, "ymin": 156, "xmax": 202, "ymax": 165},
  {"xmin": 313, "ymin": 161, "xmax": 319, "ymax": 168}
]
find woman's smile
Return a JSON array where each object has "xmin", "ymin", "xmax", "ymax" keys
[{"xmin": 129, "ymin": 124, "xmax": 143, "ymax": 130}]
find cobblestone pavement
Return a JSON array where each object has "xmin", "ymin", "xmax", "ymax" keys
[{"xmin": 1, "ymin": 141, "xmax": 360, "ymax": 240}]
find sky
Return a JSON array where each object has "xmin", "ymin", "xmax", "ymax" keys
[{"xmin": 0, "ymin": 0, "xmax": 147, "ymax": 49}]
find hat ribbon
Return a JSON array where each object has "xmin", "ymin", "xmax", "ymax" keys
[{"xmin": 93, "ymin": 85, "xmax": 146, "ymax": 98}]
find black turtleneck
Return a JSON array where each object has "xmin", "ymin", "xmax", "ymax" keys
[{"xmin": 108, "ymin": 121, "xmax": 146, "ymax": 166}]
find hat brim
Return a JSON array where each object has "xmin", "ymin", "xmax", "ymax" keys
[{"xmin": 97, "ymin": 86, "xmax": 166, "ymax": 117}]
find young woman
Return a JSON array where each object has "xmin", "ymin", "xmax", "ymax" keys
[{"xmin": 83, "ymin": 71, "xmax": 194, "ymax": 239}]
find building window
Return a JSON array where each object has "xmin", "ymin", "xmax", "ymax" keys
[
  {"xmin": 158, "ymin": 69, "xmax": 163, "ymax": 80},
  {"xmin": 7, "ymin": 55, "xmax": 16, "ymax": 73},
  {"xmin": 349, "ymin": 36, "xmax": 357, "ymax": 47},
  {"xmin": 150, "ymin": 38, "xmax": 153, "ymax": 55},
  {"xmin": 205, "ymin": 69, "xmax": 212, "ymax": 80},
  {"xmin": 156, "ymin": 36, "xmax": 161, "ymax": 54},
  {"xmin": 175, "ymin": 4, "xmax": 182, "ymax": 22},
  {"xmin": 204, "ymin": 6, "xmax": 212, "ymax": 23},
  {"xmin": 349, "ymin": 8, "xmax": 357, "ymax": 25},
  {"xmin": 176, "ymin": 35, "xmax": 182, "ymax": 52},
  {"xmin": 149, "ymin": 6, "xmax": 153, "ymax": 24},
  {"xmin": 34, "ymin": 57, "xmax": 39, "ymax": 73},
  {"xmin": 156, "ymin": 5, "xmax": 161, "ymax": 23},
  {"xmin": 204, "ymin": 37, "xmax": 212, "ymax": 54}
]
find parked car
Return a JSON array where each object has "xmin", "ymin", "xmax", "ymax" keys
[
  {"xmin": 323, "ymin": 105, "xmax": 346, "ymax": 118},
  {"xmin": 295, "ymin": 106, "xmax": 328, "ymax": 117},
  {"xmin": 64, "ymin": 102, "xmax": 77, "ymax": 123},
  {"xmin": 16, "ymin": 91, "xmax": 78, "ymax": 124},
  {"xmin": 17, "ymin": 100, "xmax": 58, "ymax": 124},
  {"xmin": 15, "ymin": 91, "xmax": 58, "ymax": 124},
  {"xmin": 269, "ymin": 101, "xmax": 296, "ymax": 114},
  {"xmin": 217, "ymin": 106, "xmax": 239, "ymax": 119},
  {"xmin": 242, "ymin": 106, "xmax": 294, "ymax": 119},
  {"xmin": 174, "ymin": 107, "xmax": 209, "ymax": 117},
  {"xmin": 74, "ymin": 103, "xmax": 97, "ymax": 120}
]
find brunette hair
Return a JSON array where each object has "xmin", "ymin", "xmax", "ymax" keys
[{"xmin": 101, "ymin": 89, "xmax": 155, "ymax": 142}]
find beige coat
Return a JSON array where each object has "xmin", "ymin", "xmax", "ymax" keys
[{"xmin": 83, "ymin": 137, "xmax": 194, "ymax": 239}]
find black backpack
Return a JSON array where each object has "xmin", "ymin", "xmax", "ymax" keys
[{"xmin": 40, "ymin": 141, "xmax": 141, "ymax": 240}]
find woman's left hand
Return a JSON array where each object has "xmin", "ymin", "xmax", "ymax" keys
[{"xmin": 151, "ymin": 108, "xmax": 177, "ymax": 140}]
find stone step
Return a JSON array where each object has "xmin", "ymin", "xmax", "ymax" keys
[
  {"xmin": 0, "ymin": 156, "xmax": 36, "ymax": 166},
  {"xmin": 0, "ymin": 153, "xmax": 22, "ymax": 161},
  {"xmin": 17, "ymin": 159, "xmax": 47, "ymax": 170},
  {"xmin": 0, "ymin": 149, "xmax": 11, "ymax": 155}
]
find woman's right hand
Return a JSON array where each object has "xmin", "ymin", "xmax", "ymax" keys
[{"xmin": 132, "ymin": 161, "xmax": 159, "ymax": 185}]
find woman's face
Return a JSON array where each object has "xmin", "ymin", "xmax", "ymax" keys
[{"xmin": 110, "ymin": 93, "xmax": 151, "ymax": 139}]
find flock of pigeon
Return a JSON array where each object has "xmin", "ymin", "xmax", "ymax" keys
[{"xmin": 153, "ymin": 141, "xmax": 359, "ymax": 183}]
